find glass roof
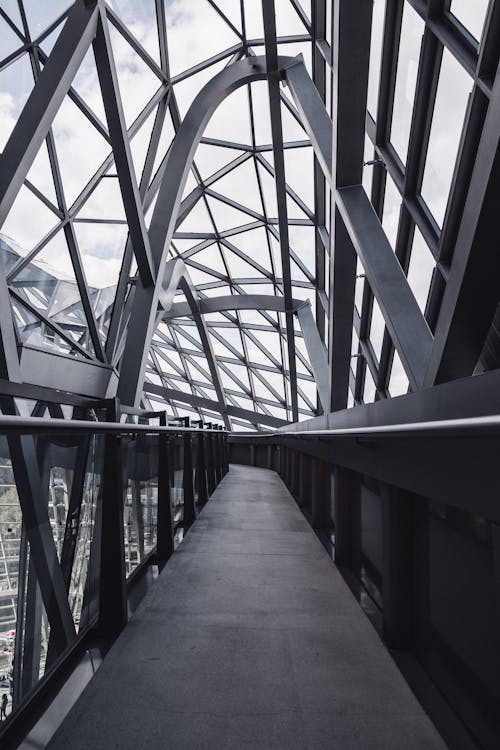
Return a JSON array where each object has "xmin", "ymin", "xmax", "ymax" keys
[{"xmin": 0, "ymin": 0, "xmax": 491, "ymax": 427}]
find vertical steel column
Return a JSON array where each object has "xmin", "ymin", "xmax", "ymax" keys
[
  {"xmin": 156, "ymin": 413, "xmax": 174, "ymax": 563},
  {"xmin": 298, "ymin": 452, "xmax": 307, "ymax": 509},
  {"xmin": 333, "ymin": 465, "xmax": 361, "ymax": 570},
  {"xmin": 195, "ymin": 422, "xmax": 209, "ymax": 506},
  {"xmin": 205, "ymin": 424, "xmax": 216, "ymax": 495},
  {"xmin": 292, "ymin": 449, "xmax": 300, "ymax": 497},
  {"xmin": 214, "ymin": 427, "xmax": 223, "ymax": 484},
  {"xmin": 223, "ymin": 431, "xmax": 229, "ymax": 475},
  {"xmin": 381, "ymin": 484, "xmax": 414, "ymax": 648},
  {"xmin": 250, "ymin": 443, "xmax": 256, "ymax": 467},
  {"xmin": 182, "ymin": 431, "xmax": 196, "ymax": 528},
  {"xmin": 312, "ymin": 458, "xmax": 332, "ymax": 532},
  {"xmin": 98, "ymin": 398, "xmax": 127, "ymax": 638},
  {"xmin": 267, "ymin": 444, "xmax": 272, "ymax": 470}
]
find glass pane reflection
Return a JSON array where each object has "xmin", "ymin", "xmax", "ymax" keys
[
  {"xmin": 450, "ymin": 0, "xmax": 489, "ymax": 42},
  {"xmin": 421, "ymin": 48, "xmax": 472, "ymax": 228},
  {"xmin": 390, "ymin": 4, "xmax": 424, "ymax": 164}
]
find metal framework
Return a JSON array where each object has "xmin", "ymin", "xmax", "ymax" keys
[{"xmin": 0, "ymin": 1, "xmax": 499, "ymax": 745}]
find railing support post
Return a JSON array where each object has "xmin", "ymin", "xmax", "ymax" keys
[
  {"xmin": 195, "ymin": 422, "xmax": 209, "ymax": 506},
  {"xmin": 156, "ymin": 413, "xmax": 175, "ymax": 563},
  {"xmin": 333, "ymin": 465, "xmax": 361, "ymax": 570},
  {"xmin": 205, "ymin": 424, "xmax": 216, "ymax": 494},
  {"xmin": 267, "ymin": 444, "xmax": 272, "ymax": 469},
  {"xmin": 98, "ymin": 398, "xmax": 127, "ymax": 637},
  {"xmin": 312, "ymin": 458, "xmax": 332, "ymax": 531},
  {"xmin": 382, "ymin": 484, "xmax": 413, "ymax": 648},
  {"xmin": 183, "ymin": 431, "xmax": 196, "ymax": 528}
]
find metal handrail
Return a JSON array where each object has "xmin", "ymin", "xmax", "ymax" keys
[
  {"xmin": 0, "ymin": 415, "xmax": 227, "ymax": 435},
  {"xmin": 231, "ymin": 413, "xmax": 500, "ymax": 440}
]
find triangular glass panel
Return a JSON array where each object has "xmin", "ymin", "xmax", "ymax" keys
[
  {"xmin": 204, "ymin": 85, "xmax": 252, "ymax": 144},
  {"xmin": 206, "ymin": 196, "xmax": 254, "ymax": 232},
  {"xmin": 77, "ymin": 177, "xmax": 126, "ymax": 221},
  {"xmin": 211, "ymin": 0, "xmax": 242, "ymax": 34},
  {"xmin": 52, "ymin": 96, "xmax": 110, "ymax": 206},
  {"xmin": 249, "ymin": 81, "xmax": 273, "ymax": 145},
  {"xmin": 284, "ymin": 146, "xmax": 313, "ymax": 209},
  {"xmin": 281, "ymin": 100, "xmax": 308, "ymax": 141},
  {"xmin": 223, "ymin": 249, "xmax": 265, "ymax": 279},
  {"xmin": 11, "ymin": 295, "xmax": 89, "ymax": 357},
  {"xmin": 274, "ymin": 0, "xmax": 309, "ymax": 36},
  {"xmin": 212, "ymin": 158, "xmax": 264, "ymax": 214},
  {"xmin": 2, "ymin": 184, "xmax": 58, "ymax": 253},
  {"xmin": 0, "ymin": 14, "xmax": 23, "ymax": 61},
  {"xmin": 176, "ymin": 198, "xmax": 214, "ymax": 234},
  {"xmin": 0, "ymin": 52, "xmax": 34, "ymax": 151},
  {"xmin": 244, "ymin": 334, "xmax": 276, "ymax": 367},
  {"xmin": 192, "ymin": 246, "xmax": 227, "ymax": 276},
  {"xmin": 173, "ymin": 59, "xmax": 227, "ymax": 118},
  {"xmin": 242, "ymin": 0, "xmax": 263, "ymax": 38},
  {"xmin": 150, "ymin": 108, "xmax": 176, "ymax": 180},
  {"xmin": 25, "ymin": 140, "xmax": 58, "ymax": 207},
  {"xmin": 256, "ymin": 160, "xmax": 278, "ymax": 217},
  {"xmin": 111, "ymin": 0, "xmax": 160, "ymax": 65},
  {"xmin": 108, "ymin": 23, "xmax": 161, "ymax": 127},
  {"xmin": 187, "ymin": 266, "xmax": 221, "ymax": 285},
  {"xmin": 73, "ymin": 221, "xmax": 128, "ymax": 292},
  {"xmin": 286, "ymin": 193, "xmax": 312, "ymax": 221},
  {"xmin": 22, "ymin": 0, "xmax": 71, "ymax": 39},
  {"xmin": 288, "ymin": 225, "xmax": 315, "ymax": 269},
  {"xmin": 194, "ymin": 143, "xmax": 245, "ymax": 180},
  {"xmin": 291, "ymin": 258, "xmax": 310, "ymax": 283},
  {"xmin": 129, "ymin": 105, "xmax": 157, "ymax": 184},
  {"xmin": 14, "ymin": 232, "xmax": 96, "ymax": 356},
  {"xmin": 165, "ymin": 0, "xmax": 241, "ymax": 78},
  {"xmin": 71, "ymin": 47, "xmax": 107, "ymax": 125},
  {"xmin": 235, "ymin": 226, "xmax": 272, "ymax": 269},
  {"xmin": 0, "ymin": 0, "xmax": 23, "ymax": 30}
]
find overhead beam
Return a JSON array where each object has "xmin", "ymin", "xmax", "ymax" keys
[
  {"xmin": 116, "ymin": 55, "xmax": 298, "ymax": 409},
  {"xmin": 337, "ymin": 186, "xmax": 433, "ymax": 390},
  {"xmin": 143, "ymin": 381, "xmax": 289, "ymax": 428}
]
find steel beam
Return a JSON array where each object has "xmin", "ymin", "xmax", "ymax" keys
[
  {"xmin": 337, "ymin": 186, "xmax": 433, "ymax": 390},
  {"xmin": 0, "ymin": 0, "xmax": 99, "ymax": 229},
  {"xmin": 93, "ymin": 6, "xmax": 155, "ymax": 288},
  {"xmin": 143, "ymin": 381, "xmax": 289, "ymax": 428},
  {"xmin": 424, "ymin": 60, "xmax": 500, "ymax": 385}
]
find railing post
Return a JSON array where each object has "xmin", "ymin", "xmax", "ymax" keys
[
  {"xmin": 205, "ymin": 423, "xmax": 216, "ymax": 494},
  {"xmin": 292, "ymin": 448, "xmax": 300, "ymax": 496},
  {"xmin": 333, "ymin": 465, "xmax": 361, "ymax": 570},
  {"xmin": 267, "ymin": 444, "xmax": 272, "ymax": 469},
  {"xmin": 223, "ymin": 430, "xmax": 229, "ymax": 475},
  {"xmin": 250, "ymin": 442, "xmax": 255, "ymax": 466},
  {"xmin": 182, "ymin": 430, "xmax": 196, "ymax": 528},
  {"xmin": 98, "ymin": 397, "xmax": 127, "ymax": 637},
  {"xmin": 381, "ymin": 484, "xmax": 414, "ymax": 648},
  {"xmin": 156, "ymin": 413, "xmax": 175, "ymax": 563},
  {"xmin": 195, "ymin": 421, "xmax": 209, "ymax": 506},
  {"xmin": 312, "ymin": 458, "xmax": 332, "ymax": 532},
  {"xmin": 214, "ymin": 426, "xmax": 223, "ymax": 484}
]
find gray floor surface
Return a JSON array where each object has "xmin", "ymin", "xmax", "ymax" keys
[{"xmin": 46, "ymin": 464, "xmax": 446, "ymax": 749}]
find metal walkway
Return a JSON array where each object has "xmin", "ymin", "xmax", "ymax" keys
[{"xmin": 46, "ymin": 465, "xmax": 445, "ymax": 749}]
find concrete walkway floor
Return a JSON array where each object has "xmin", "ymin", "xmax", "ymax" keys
[{"xmin": 47, "ymin": 465, "xmax": 446, "ymax": 750}]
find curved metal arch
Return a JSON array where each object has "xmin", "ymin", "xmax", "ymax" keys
[{"xmin": 116, "ymin": 55, "xmax": 301, "ymax": 409}]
